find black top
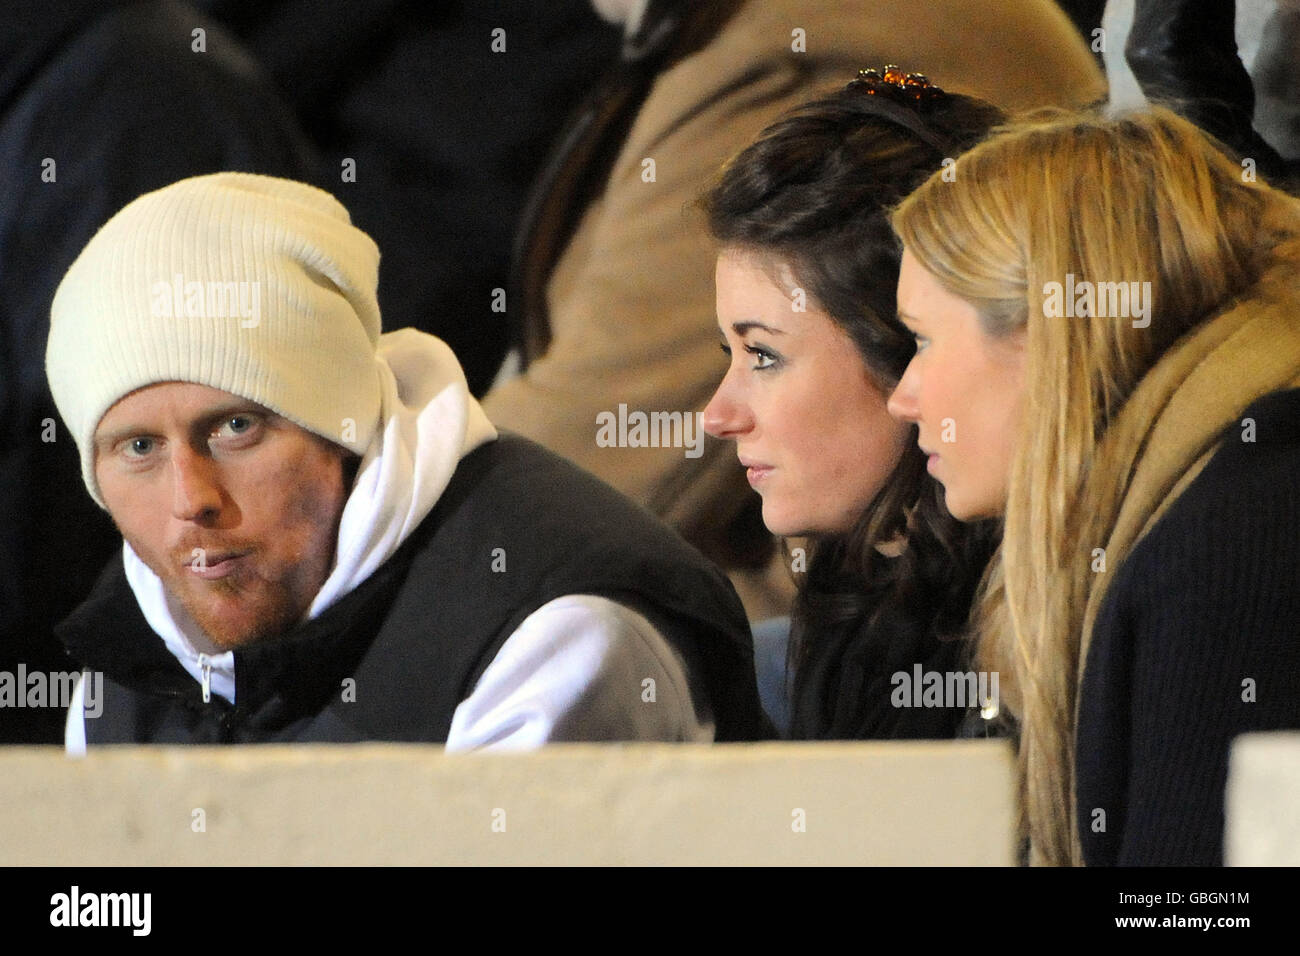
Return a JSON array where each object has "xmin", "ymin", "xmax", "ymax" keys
[{"xmin": 1077, "ymin": 388, "xmax": 1300, "ymax": 865}]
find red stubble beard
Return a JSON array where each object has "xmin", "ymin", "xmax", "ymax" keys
[{"xmin": 149, "ymin": 546, "xmax": 314, "ymax": 651}]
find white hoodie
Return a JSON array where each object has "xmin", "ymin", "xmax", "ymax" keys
[{"xmin": 67, "ymin": 329, "xmax": 711, "ymax": 751}]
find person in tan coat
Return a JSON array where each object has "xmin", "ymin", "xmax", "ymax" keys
[{"xmin": 485, "ymin": 0, "xmax": 1107, "ymax": 620}]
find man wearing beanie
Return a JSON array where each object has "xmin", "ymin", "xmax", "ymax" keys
[{"xmin": 47, "ymin": 172, "xmax": 769, "ymax": 748}]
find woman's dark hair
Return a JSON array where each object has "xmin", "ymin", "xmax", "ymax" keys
[{"xmin": 700, "ymin": 78, "xmax": 1004, "ymax": 739}]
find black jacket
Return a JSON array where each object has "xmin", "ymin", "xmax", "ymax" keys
[{"xmin": 58, "ymin": 435, "xmax": 773, "ymax": 744}]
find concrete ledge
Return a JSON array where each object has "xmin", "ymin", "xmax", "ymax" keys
[
  {"xmin": 1226, "ymin": 731, "xmax": 1300, "ymax": 866},
  {"xmin": 1, "ymin": 741, "xmax": 1014, "ymax": 865}
]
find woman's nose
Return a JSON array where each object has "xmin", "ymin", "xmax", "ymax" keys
[
  {"xmin": 702, "ymin": 376, "xmax": 752, "ymax": 440},
  {"xmin": 887, "ymin": 361, "xmax": 921, "ymax": 423}
]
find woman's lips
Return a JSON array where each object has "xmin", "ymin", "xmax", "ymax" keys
[{"xmin": 744, "ymin": 464, "xmax": 773, "ymax": 486}]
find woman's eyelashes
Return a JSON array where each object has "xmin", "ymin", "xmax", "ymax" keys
[
  {"xmin": 717, "ymin": 338, "xmax": 781, "ymax": 371},
  {"xmin": 746, "ymin": 344, "xmax": 779, "ymax": 370},
  {"xmin": 899, "ymin": 316, "xmax": 930, "ymax": 353},
  {"xmin": 898, "ymin": 317, "xmax": 928, "ymax": 353}
]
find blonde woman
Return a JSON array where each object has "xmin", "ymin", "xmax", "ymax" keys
[{"xmin": 887, "ymin": 106, "xmax": 1300, "ymax": 865}]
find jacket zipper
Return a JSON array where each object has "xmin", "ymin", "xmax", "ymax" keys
[
  {"xmin": 197, "ymin": 653, "xmax": 213, "ymax": 704},
  {"xmin": 195, "ymin": 655, "xmax": 239, "ymax": 741}
]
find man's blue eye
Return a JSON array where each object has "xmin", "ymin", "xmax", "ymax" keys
[
  {"xmin": 128, "ymin": 438, "xmax": 154, "ymax": 456},
  {"xmin": 216, "ymin": 415, "xmax": 257, "ymax": 438}
]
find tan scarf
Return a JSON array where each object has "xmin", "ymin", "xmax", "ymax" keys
[{"xmin": 1055, "ymin": 256, "xmax": 1300, "ymax": 864}]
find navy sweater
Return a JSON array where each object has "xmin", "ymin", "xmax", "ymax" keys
[{"xmin": 1076, "ymin": 388, "xmax": 1300, "ymax": 865}]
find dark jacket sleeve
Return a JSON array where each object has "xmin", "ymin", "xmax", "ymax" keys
[{"xmin": 1125, "ymin": 0, "xmax": 1289, "ymax": 179}]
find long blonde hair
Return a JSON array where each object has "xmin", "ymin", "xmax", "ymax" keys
[{"xmin": 891, "ymin": 106, "xmax": 1300, "ymax": 864}]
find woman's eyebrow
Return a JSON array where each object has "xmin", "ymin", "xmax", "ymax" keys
[{"xmin": 731, "ymin": 320, "xmax": 785, "ymax": 336}]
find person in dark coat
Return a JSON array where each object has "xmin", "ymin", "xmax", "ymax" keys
[{"xmin": 194, "ymin": 0, "xmax": 623, "ymax": 395}]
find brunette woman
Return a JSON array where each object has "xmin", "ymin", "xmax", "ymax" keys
[{"xmin": 701, "ymin": 69, "xmax": 1004, "ymax": 739}]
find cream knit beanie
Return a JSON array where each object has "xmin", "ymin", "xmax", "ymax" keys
[{"xmin": 47, "ymin": 172, "xmax": 384, "ymax": 510}]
